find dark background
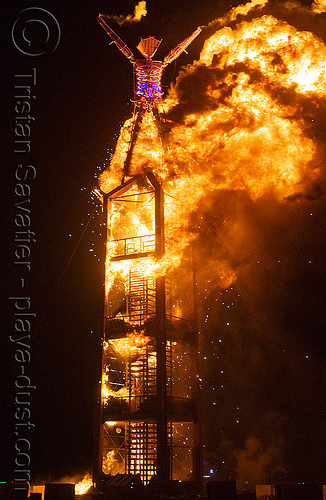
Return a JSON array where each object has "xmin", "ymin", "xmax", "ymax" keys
[{"xmin": 2, "ymin": 0, "xmax": 326, "ymax": 489}]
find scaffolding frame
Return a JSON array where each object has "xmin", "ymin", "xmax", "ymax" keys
[{"xmin": 93, "ymin": 172, "xmax": 202, "ymax": 493}]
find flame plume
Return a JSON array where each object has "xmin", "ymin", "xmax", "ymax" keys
[
  {"xmin": 100, "ymin": 1, "xmax": 147, "ymax": 26},
  {"xmin": 100, "ymin": 12, "xmax": 326, "ymax": 289},
  {"xmin": 311, "ymin": 0, "xmax": 326, "ymax": 13}
]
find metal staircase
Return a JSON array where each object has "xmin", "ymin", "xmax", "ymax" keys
[
  {"xmin": 127, "ymin": 421, "xmax": 157, "ymax": 484},
  {"xmin": 127, "ymin": 349, "xmax": 157, "ymax": 413},
  {"xmin": 127, "ymin": 269, "xmax": 156, "ymax": 324}
]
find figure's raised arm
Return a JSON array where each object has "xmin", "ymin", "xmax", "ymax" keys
[
  {"xmin": 97, "ymin": 14, "xmax": 135, "ymax": 62},
  {"xmin": 163, "ymin": 26, "xmax": 203, "ymax": 67}
]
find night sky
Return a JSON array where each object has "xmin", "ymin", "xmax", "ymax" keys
[{"xmin": 2, "ymin": 0, "xmax": 326, "ymax": 490}]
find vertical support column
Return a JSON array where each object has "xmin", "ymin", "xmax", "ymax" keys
[
  {"xmin": 148, "ymin": 171, "xmax": 164, "ymax": 258},
  {"xmin": 147, "ymin": 172, "xmax": 169, "ymax": 489},
  {"xmin": 92, "ymin": 194, "xmax": 109, "ymax": 490},
  {"xmin": 123, "ymin": 105, "xmax": 145, "ymax": 179},
  {"xmin": 156, "ymin": 275, "xmax": 168, "ymax": 488}
]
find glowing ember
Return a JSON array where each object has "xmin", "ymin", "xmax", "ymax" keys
[{"xmin": 75, "ymin": 473, "xmax": 92, "ymax": 495}]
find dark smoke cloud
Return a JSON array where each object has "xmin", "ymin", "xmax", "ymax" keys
[
  {"xmin": 192, "ymin": 185, "xmax": 326, "ymax": 483},
  {"xmin": 264, "ymin": 0, "xmax": 326, "ymax": 35},
  {"xmin": 233, "ymin": 435, "xmax": 284, "ymax": 487}
]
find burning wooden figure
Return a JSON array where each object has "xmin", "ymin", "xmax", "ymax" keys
[{"xmin": 97, "ymin": 15, "xmax": 202, "ymax": 177}]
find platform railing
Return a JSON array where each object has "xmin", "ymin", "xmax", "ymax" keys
[{"xmin": 113, "ymin": 234, "xmax": 156, "ymax": 257}]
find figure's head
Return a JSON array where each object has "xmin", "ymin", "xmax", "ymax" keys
[{"xmin": 136, "ymin": 37, "xmax": 162, "ymax": 59}]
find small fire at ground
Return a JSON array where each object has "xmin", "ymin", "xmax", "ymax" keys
[{"xmin": 75, "ymin": 474, "xmax": 92, "ymax": 495}]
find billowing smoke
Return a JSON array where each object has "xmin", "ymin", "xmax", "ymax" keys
[
  {"xmin": 278, "ymin": 0, "xmax": 326, "ymax": 15},
  {"xmin": 163, "ymin": 2, "xmax": 326, "ymax": 483},
  {"xmin": 207, "ymin": 0, "xmax": 269, "ymax": 29}
]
